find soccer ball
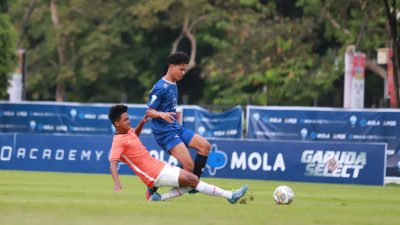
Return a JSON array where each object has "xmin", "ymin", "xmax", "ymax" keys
[{"xmin": 273, "ymin": 185, "xmax": 294, "ymax": 205}]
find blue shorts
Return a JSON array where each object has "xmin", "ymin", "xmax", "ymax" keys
[{"xmin": 154, "ymin": 127, "xmax": 195, "ymax": 152}]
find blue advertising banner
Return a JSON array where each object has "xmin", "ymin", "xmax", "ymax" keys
[
  {"xmin": 0, "ymin": 101, "xmax": 152, "ymax": 135},
  {"xmin": 0, "ymin": 134, "xmax": 386, "ymax": 185},
  {"xmin": 182, "ymin": 106, "xmax": 243, "ymax": 139},
  {"xmin": 0, "ymin": 134, "xmax": 177, "ymax": 175},
  {"xmin": 246, "ymin": 106, "xmax": 400, "ymax": 177},
  {"xmin": 205, "ymin": 139, "xmax": 385, "ymax": 185},
  {"xmin": 0, "ymin": 134, "xmax": 14, "ymax": 162}
]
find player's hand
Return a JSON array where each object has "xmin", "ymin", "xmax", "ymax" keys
[
  {"xmin": 160, "ymin": 112, "xmax": 176, "ymax": 123},
  {"xmin": 143, "ymin": 111, "xmax": 150, "ymax": 123},
  {"xmin": 114, "ymin": 183, "xmax": 122, "ymax": 192}
]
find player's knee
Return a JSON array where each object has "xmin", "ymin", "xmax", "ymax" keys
[
  {"xmin": 199, "ymin": 141, "xmax": 211, "ymax": 155},
  {"xmin": 182, "ymin": 161, "xmax": 194, "ymax": 172},
  {"xmin": 186, "ymin": 173, "xmax": 199, "ymax": 187}
]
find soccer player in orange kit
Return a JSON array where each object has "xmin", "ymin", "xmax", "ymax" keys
[{"xmin": 108, "ymin": 104, "xmax": 248, "ymax": 203}]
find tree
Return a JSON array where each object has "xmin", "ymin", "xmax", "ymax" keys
[
  {"xmin": 202, "ymin": 0, "xmax": 396, "ymax": 107},
  {"xmin": 9, "ymin": 0, "xmax": 397, "ymax": 107},
  {"xmin": 0, "ymin": 0, "xmax": 17, "ymax": 99},
  {"xmin": 383, "ymin": 0, "xmax": 400, "ymax": 107},
  {"xmin": 50, "ymin": 0, "xmax": 67, "ymax": 101},
  {"xmin": 11, "ymin": 0, "xmax": 153, "ymax": 102},
  {"xmin": 11, "ymin": 0, "xmax": 216, "ymax": 103},
  {"xmin": 298, "ymin": 0, "xmax": 397, "ymax": 107},
  {"xmin": 202, "ymin": 0, "xmax": 338, "ymax": 106}
]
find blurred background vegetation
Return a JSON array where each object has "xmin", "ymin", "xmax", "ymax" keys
[{"xmin": 1, "ymin": 0, "xmax": 398, "ymax": 107}]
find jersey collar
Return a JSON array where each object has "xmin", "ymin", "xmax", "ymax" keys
[{"xmin": 162, "ymin": 77, "xmax": 177, "ymax": 85}]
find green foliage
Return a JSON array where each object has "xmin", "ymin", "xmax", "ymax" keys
[
  {"xmin": 0, "ymin": 5, "xmax": 16, "ymax": 99},
  {"xmin": 202, "ymin": 1, "xmax": 337, "ymax": 105},
  {"xmin": 8, "ymin": 0, "xmax": 397, "ymax": 106},
  {"xmin": 203, "ymin": 0, "xmax": 394, "ymax": 106},
  {"xmin": 10, "ymin": 0, "xmax": 216, "ymax": 102}
]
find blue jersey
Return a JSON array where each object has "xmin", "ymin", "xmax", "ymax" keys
[{"xmin": 147, "ymin": 77, "xmax": 181, "ymax": 133}]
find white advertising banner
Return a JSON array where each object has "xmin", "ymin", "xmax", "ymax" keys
[
  {"xmin": 7, "ymin": 49, "xmax": 25, "ymax": 102},
  {"xmin": 344, "ymin": 50, "xmax": 365, "ymax": 108},
  {"xmin": 351, "ymin": 52, "xmax": 365, "ymax": 108}
]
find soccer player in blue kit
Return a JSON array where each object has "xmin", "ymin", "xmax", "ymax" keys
[{"xmin": 146, "ymin": 52, "xmax": 211, "ymax": 198}]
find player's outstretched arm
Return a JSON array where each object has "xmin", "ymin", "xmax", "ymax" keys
[
  {"xmin": 135, "ymin": 113, "xmax": 149, "ymax": 136},
  {"xmin": 110, "ymin": 161, "xmax": 122, "ymax": 192},
  {"xmin": 147, "ymin": 108, "xmax": 176, "ymax": 123}
]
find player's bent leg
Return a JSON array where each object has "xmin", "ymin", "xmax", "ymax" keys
[
  {"xmin": 188, "ymin": 134, "xmax": 211, "ymax": 179},
  {"xmin": 150, "ymin": 170, "xmax": 201, "ymax": 201},
  {"xmin": 179, "ymin": 169, "xmax": 248, "ymax": 203},
  {"xmin": 178, "ymin": 168, "xmax": 199, "ymax": 187},
  {"xmin": 148, "ymin": 135, "xmax": 194, "ymax": 200},
  {"xmin": 169, "ymin": 142, "xmax": 194, "ymax": 172},
  {"xmin": 149, "ymin": 165, "xmax": 191, "ymax": 201},
  {"xmin": 188, "ymin": 134, "xmax": 211, "ymax": 156},
  {"xmin": 150, "ymin": 168, "xmax": 249, "ymax": 203},
  {"xmin": 147, "ymin": 133, "xmax": 185, "ymax": 199}
]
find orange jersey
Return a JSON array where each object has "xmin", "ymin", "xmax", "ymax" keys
[{"xmin": 109, "ymin": 128, "xmax": 165, "ymax": 188}]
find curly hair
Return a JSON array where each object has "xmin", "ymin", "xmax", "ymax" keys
[{"xmin": 168, "ymin": 51, "xmax": 189, "ymax": 66}]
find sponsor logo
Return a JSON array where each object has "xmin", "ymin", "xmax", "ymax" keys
[
  {"xmin": 29, "ymin": 120, "xmax": 36, "ymax": 130},
  {"xmin": 230, "ymin": 151, "xmax": 285, "ymax": 172},
  {"xmin": 268, "ymin": 117, "xmax": 282, "ymax": 123},
  {"xmin": 17, "ymin": 111, "xmax": 27, "ymax": 117},
  {"xmin": 70, "ymin": 109, "xmax": 77, "ymax": 119},
  {"xmin": 300, "ymin": 128, "xmax": 308, "ymax": 140},
  {"xmin": 206, "ymin": 144, "xmax": 228, "ymax": 176},
  {"xmin": 252, "ymin": 113, "xmax": 260, "ymax": 121},
  {"xmin": 350, "ymin": 115, "xmax": 357, "ymax": 127},
  {"xmin": 183, "ymin": 116, "xmax": 195, "ymax": 122},
  {"xmin": 308, "ymin": 131, "xmax": 331, "ymax": 140},
  {"xmin": 213, "ymin": 129, "xmax": 238, "ymax": 137},
  {"xmin": 150, "ymin": 95, "xmax": 157, "ymax": 105},
  {"xmin": 196, "ymin": 126, "xmax": 239, "ymax": 137},
  {"xmin": 360, "ymin": 119, "xmax": 380, "ymax": 127},
  {"xmin": 205, "ymin": 144, "xmax": 286, "ymax": 176},
  {"xmin": 197, "ymin": 126, "xmax": 206, "ymax": 136},
  {"xmin": 383, "ymin": 120, "xmax": 396, "ymax": 127},
  {"xmin": 0, "ymin": 146, "xmax": 104, "ymax": 162},
  {"xmin": 284, "ymin": 118, "xmax": 297, "ymax": 124},
  {"xmin": 301, "ymin": 150, "xmax": 366, "ymax": 178},
  {"xmin": 78, "ymin": 113, "xmax": 96, "ymax": 120},
  {"xmin": 56, "ymin": 125, "xmax": 68, "ymax": 132},
  {"xmin": 3, "ymin": 111, "xmax": 15, "ymax": 116},
  {"xmin": 38, "ymin": 124, "xmax": 54, "ymax": 131},
  {"xmin": 333, "ymin": 134, "xmax": 346, "ymax": 140},
  {"xmin": 97, "ymin": 114, "xmax": 109, "ymax": 120},
  {"xmin": 261, "ymin": 116, "xmax": 282, "ymax": 124},
  {"xmin": 149, "ymin": 150, "xmax": 178, "ymax": 166}
]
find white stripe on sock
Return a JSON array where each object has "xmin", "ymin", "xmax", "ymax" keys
[
  {"xmin": 195, "ymin": 181, "xmax": 232, "ymax": 199},
  {"xmin": 161, "ymin": 187, "xmax": 191, "ymax": 200}
]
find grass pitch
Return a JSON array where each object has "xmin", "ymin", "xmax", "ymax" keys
[{"xmin": 1, "ymin": 170, "xmax": 399, "ymax": 225}]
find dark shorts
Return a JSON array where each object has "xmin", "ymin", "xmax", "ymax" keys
[{"xmin": 154, "ymin": 127, "xmax": 195, "ymax": 152}]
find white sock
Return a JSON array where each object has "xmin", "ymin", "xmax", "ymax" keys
[
  {"xmin": 195, "ymin": 181, "xmax": 233, "ymax": 199},
  {"xmin": 160, "ymin": 187, "xmax": 191, "ymax": 200}
]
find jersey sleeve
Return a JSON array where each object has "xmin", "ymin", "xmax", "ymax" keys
[
  {"xmin": 109, "ymin": 142, "xmax": 124, "ymax": 162},
  {"xmin": 147, "ymin": 85, "xmax": 164, "ymax": 110}
]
